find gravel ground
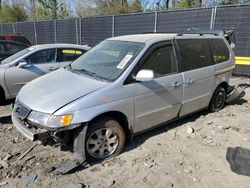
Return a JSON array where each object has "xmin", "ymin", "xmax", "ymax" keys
[{"xmin": 0, "ymin": 76, "xmax": 250, "ymax": 188}]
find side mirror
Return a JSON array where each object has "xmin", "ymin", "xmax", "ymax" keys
[
  {"xmin": 18, "ymin": 61, "xmax": 28, "ymax": 68},
  {"xmin": 135, "ymin": 69, "xmax": 154, "ymax": 82}
]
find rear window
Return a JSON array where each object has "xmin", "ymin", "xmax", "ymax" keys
[
  {"xmin": 177, "ymin": 39, "xmax": 213, "ymax": 72},
  {"xmin": 208, "ymin": 39, "xmax": 230, "ymax": 64}
]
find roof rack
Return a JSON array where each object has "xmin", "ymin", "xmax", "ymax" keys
[
  {"xmin": 177, "ymin": 28, "xmax": 225, "ymax": 36},
  {"xmin": 177, "ymin": 28, "xmax": 237, "ymax": 48}
]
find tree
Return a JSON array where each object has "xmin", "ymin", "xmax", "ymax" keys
[
  {"xmin": 36, "ymin": 0, "xmax": 69, "ymax": 20},
  {"xmin": 76, "ymin": 0, "xmax": 143, "ymax": 16},
  {"xmin": 0, "ymin": 3, "xmax": 28, "ymax": 22},
  {"xmin": 130, "ymin": 0, "xmax": 143, "ymax": 12}
]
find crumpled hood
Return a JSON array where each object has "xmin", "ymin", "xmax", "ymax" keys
[{"xmin": 17, "ymin": 68, "xmax": 108, "ymax": 114}]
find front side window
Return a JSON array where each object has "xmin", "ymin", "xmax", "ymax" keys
[
  {"xmin": 208, "ymin": 39, "xmax": 230, "ymax": 64},
  {"xmin": 140, "ymin": 44, "xmax": 177, "ymax": 78},
  {"xmin": 70, "ymin": 40, "xmax": 145, "ymax": 81},
  {"xmin": 177, "ymin": 39, "xmax": 213, "ymax": 71},
  {"xmin": 1, "ymin": 48, "xmax": 31, "ymax": 64},
  {"xmin": 26, "ymin": 49, "xmax": 56, "ymax": 64}
]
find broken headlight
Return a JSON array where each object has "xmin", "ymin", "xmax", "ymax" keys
[{"xmin": 27, "ymin": 111, "xmax": 73, "ymax": 128}]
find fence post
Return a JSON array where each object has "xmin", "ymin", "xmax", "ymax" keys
[
  {"xmin": 154, "ymin": 11, "xmax": 158, "ymax": 33},
  {"xmin": 54, "ymin": 20, "xmax": 57, "ymax": 43},
  {"xmin": 210, "ymin": 8, "xmax": 214, "ymax": 29},
  {"xmin": 112, "ymin": 15, "xmax": 115, "ymax": 37},
  {"xmin": 75, "ymin": 19, "xmax": 78, "ymax": 44},
  {"xmin": 12, "ymin": 23, "xmax": 15, "ymax": 34},
  {"xmin": 34, "ymin": 21, "xmax": 38, "ymax": 45},
  {"xmin": 213, "ymin": 6, "xmax": 218, "ymax": 29},
  {"xmin": 210, "ymin": 6, "xmax": 217, "ymax": 29},
  {"xmin": 79, "ymin": 17, "xmax": 82, "ymax": 45},
  {"xmin": 1, "ymin": 24, "xmax": 3, "ymax": 34}
]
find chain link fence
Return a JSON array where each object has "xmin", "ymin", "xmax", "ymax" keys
[{"xmin": 0, "ymin": 4, "xmax": 249, "ymax": 57}]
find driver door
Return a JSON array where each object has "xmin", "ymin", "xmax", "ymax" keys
[
  {"xmin": 133, "ymin": 42, "xmax": 184, "ymax": 132},
  {"xmin": 5, "ymin": 48, "xmax": 58, "ymax": 97}
]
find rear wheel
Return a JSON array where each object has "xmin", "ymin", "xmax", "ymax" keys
[{"xmin": 209, "ymin": 86, "xmax": 226, "ymax": 112}]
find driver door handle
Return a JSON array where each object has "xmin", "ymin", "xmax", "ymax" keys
[{"xmin": 171, "ymin": 82, "xmax": 181, "ymax": 88}]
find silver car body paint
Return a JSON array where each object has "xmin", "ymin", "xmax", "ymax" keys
[{"xmin": 13, "ymin": 34, "xmax": 235, "ymax": 137}]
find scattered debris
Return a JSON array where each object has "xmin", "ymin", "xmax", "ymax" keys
[
  {"xmin": 226, "ymin": 147, "xmax": 250, "ymax": 176},
  {"xmin": 71, "ymin": 183, "xmax": 85, "ymax": 188},
  {"xmin": 0, "ymin": 160, "xmax": 9, "ymax": 168},
  {"xmin": 24, "ymin": 172, "xmax": 37, "ymax": 186},
  {"xmin": 53, "ymin": 160, "xmax": 87, "ymax": 175},
  {"xmin": 3, "ymin": 153, "xmax": 12, "ymax": 162},
  {"xmin": 223, "ymin": 125, "xmax": 231, "ymax": 130},
  {"xmin": 192, "ymin": 177, "xmax": 200, "ymax": 182},
  {"xmin": 0, "ymin": 182, "xmax": 8, "ymax": 186},
  {"xmin": 216, "ymin": 126, "xmax": 225, "ymax": 134},
  {"xmin": 17, "ymin": 143, "xmax": 37, "ymax": 161},
  {"xmin": 207, "ymin": 121, "xmax": 213, "ymax": 125},
  {"xmin": 187, "ymin": 127, "xmax": 194, "ymax": 134},
  {"xmin": 184, "ymin": 168, "xmax": 192, "ymax": 174}
]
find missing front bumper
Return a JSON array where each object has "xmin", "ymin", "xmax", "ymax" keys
[{"xmin": 12, "ymin": 113, "xmax": 48, "ymax": 141}]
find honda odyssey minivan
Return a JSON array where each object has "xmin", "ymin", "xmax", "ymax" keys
[{"xmin": 12, "ymin": 32, "xmax": 235, "ymax": 162}]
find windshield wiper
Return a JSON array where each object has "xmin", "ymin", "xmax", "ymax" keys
[{"xmin": 72, "ymin": 68, "xmax": 107, "ymax": 81}]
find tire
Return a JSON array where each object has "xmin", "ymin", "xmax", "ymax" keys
[
  {"xmin": 209, "ymin": 86, "xmax": 226, "ymax": 112},
  {"xmin": 0, "ymin": 88, "xmax": 5, "ymax": 105},
  {"xmin": 75, "ymin": 117, "xmax": 126, "ymax": 162}
]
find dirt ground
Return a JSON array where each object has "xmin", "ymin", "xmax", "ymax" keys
[{"xmin": 0, "ymin": 76, "xmax": 250, "ymax": 188}]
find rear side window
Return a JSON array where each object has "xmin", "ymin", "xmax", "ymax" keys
[
  {"xmin": 177, "ymin": 39, "xmax": 213, "ymax": 72},
  {"xmin": 57, "ymin": 48, "xmax": 85, "ymax": 62},
  {"xmin": 140, "ymin": 44, "xmax": 177, "ymax": 78},
  {"xmin": 208, "ymin": 39, "xmax": 230, "ymax": 64}
]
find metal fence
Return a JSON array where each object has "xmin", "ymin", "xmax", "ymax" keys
[{"xmin": 0, "ymin": 4, "xmax": 249, "ymax": 57}]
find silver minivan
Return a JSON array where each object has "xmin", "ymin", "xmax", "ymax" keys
[{"xmin": 12, "ymin": 33, "xmax": 235, "ymax": 162}]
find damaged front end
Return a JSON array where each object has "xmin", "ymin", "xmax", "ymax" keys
[{"xmin": 12, "ymin": 105, "xmax": 88, "ymax": 174}]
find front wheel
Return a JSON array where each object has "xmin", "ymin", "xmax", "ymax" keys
[
  {"xmin": 74, "ymin": 117, "xmax": 126, "ymax": 162},
  {"xmin": 209, "ymin": 86, "xmax": 226, "ymax": 112}
]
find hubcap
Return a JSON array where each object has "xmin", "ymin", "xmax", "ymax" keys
[
  {"xmin": 215, "ymin": 92, "xmax": 224, "ymax": 108},
  {"xmin": 86, "ymin": 128, "xmax": 119, "ymax": 159}
]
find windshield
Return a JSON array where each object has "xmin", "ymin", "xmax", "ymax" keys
[
  {"xmin": 1, "ymin": 48, "xmax": 31, "ymax": 64},
  {"xmin": 70, "ymin": 40, "xmax": 145, "ymax": 81}
]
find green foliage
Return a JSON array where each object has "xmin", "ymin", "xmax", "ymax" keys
[
  {"xmin": 130, "ymin": 0, "xmax": 143, "ymax": 12},
  {"xmin": 174, "ymin": 0, "xmax": 192, "ymax": 9},
  {"xmin": 77, "ymin": 0, "xmax": 143, "ymax": 17},
  {"xmin": 36, "ymin": 0, "xmax": 69, "ymax": 20},
  {"xmin": 0, "ymin": 4, "xmax": 28, "ymax": 23}
]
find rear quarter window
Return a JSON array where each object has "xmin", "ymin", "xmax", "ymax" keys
[
  {"xmin": 177, "ymin": 39, "xmax": 213, "ymax": 72},
  {"xmin": 208, "ymin": 39, "xmax": 230, "ymax": 64}
]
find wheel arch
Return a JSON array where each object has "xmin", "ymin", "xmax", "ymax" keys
[
  {"xmin": 88, "ymin": 111, "xmax": 132, "ymax": 141},
  {"xmin": 217, "ymin": 81, "xmax": 228, "ymax": 92}
]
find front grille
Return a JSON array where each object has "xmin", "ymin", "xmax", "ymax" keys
[{"xmin": 13, "ymin": 102, "xmax": 31, "ymax": 119}]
